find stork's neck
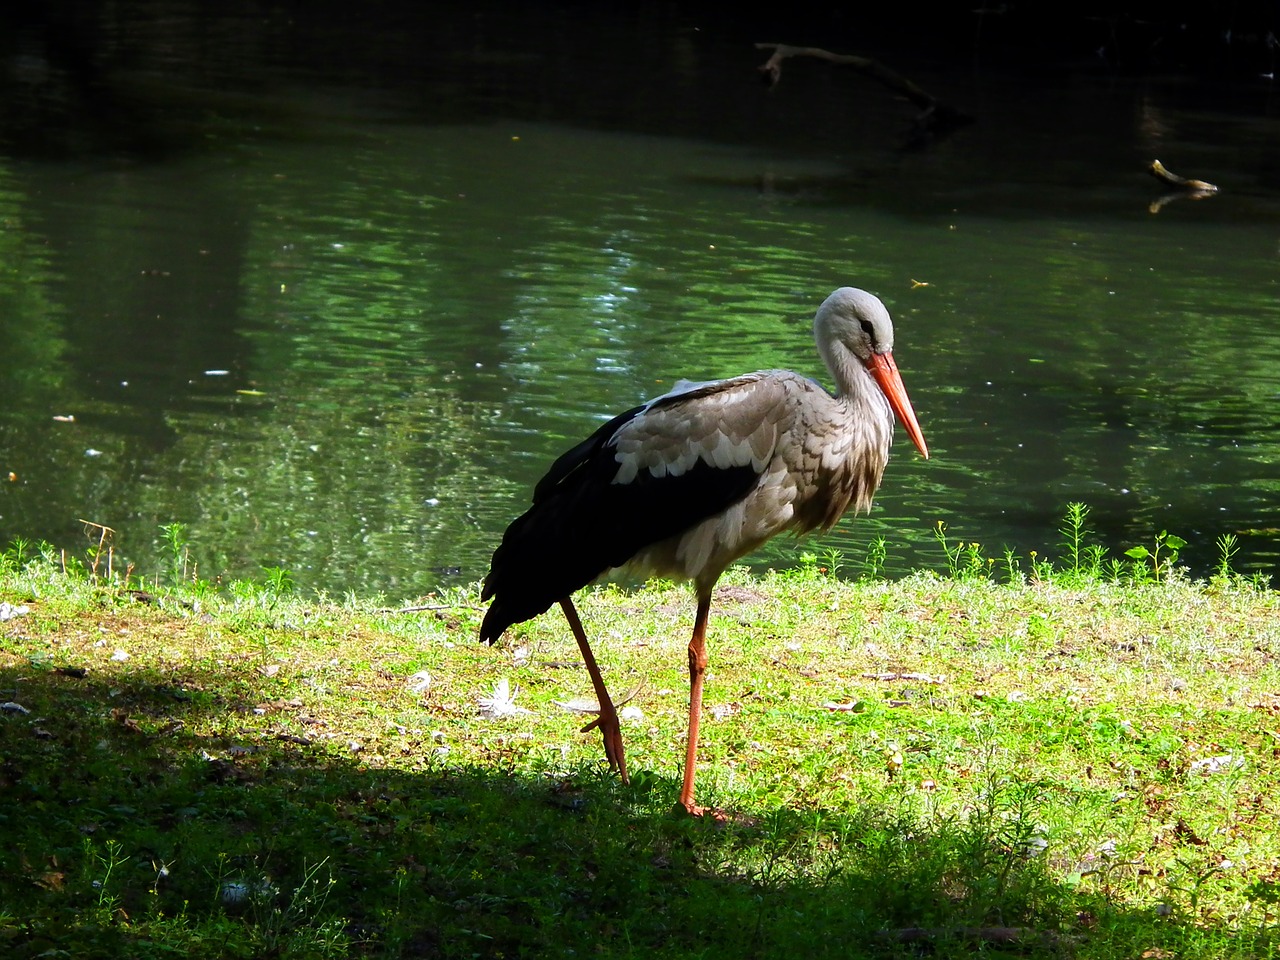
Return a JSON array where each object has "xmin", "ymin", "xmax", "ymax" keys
[
  {"xmin": 819, "ymin": 335, "xmax": 890, "ymax": 430},
  {"xmin": 819, "ymin": 336, "xmax": 853, "ymax": 394},
  {"xmin": 819, "ymin": 337, "xmax": 876, "ymax": 404}
]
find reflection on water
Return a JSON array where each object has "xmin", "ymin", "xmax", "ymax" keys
[{"xmin": 1, "ymin": 10, "xmax": 1279, "ymax": 597}]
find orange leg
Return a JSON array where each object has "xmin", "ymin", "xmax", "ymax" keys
[
  {"xmin": 678, "ymin": 592, "xmax": 713, "ymax": 815},
  {"xmin": 559, "ymin": 598, "xmax": 628, "ymax": 784}
]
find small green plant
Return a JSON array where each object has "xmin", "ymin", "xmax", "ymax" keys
[
  {"xmin": 61, "ymin": 549, "xmax": 91, "ymax": 580},
  {"xmin": 1000, "ymin": 547, "xmax": 1022, "ymax": 584},
  {"xmin": 36, "ymin": 539, "xmax": 59, "ymax": 565},
  {"xmin": 185, "ymin": 576, "xmax": 219, "ymax": 609},
  {"xmin": 1049, "ymin": 503, "xmax": 1113, "ymax": 584},
  {"xmin": 1026, "ymin": 549, "xmax": 1054, "ymax": 582},
  {"xmin": 1, "ymin": 536, "xmax": 33, "ymax": 572},
  {"xmin": 261, "ymin": 565, "xmax": 296, "ymax": 599},
  {"xmin": 254, "ymin": 858, "xmax": 347, "ymax": 958},
  {"xmin": 1059, "ymin": 502, "xmax": 1088, "ymax": 577},
  {"xmin": 788, "ymin": 552, "xmax": 839, "ymax": 583},
  {"xmin": 1104, "ymin": 556, "xmax": 1128, "ymax": 582},
  {"xmin": 160, "ymin": 522, "xmax": 193, "ymax": 586},
  {"xmin": 861, "ymin": 536, "xmax": 888, "ymax": 581},
  {"xmin": 228, "ymin": 578, "xmax": 259, "ymax": 605},
  {"xmin": 933, "ymin": 521, "xmax": 990, "ymax": 580},
  {"xmin": 86, "ymin": 838, "xmax": 129, "ymax": 917},
  {"xmin": 1243, "ymin": 878, "xmax": 1280, "ymax": 924},
  {"xmin": 1124, "ymin": 528, "xmax": 1187, "ymax": 582},
  {"xmin": 1083, "ymin": 543, "xmax": 1107, "ymax": 576},
  {"xmin": 818, "ymin": 547, "xmax": 845, "ymax": 578},
  {"xmin": 788, "ymin": 550, "xmax": 844, "ymax": 578},
  {"xmin": 1214, "ymin": 532, "xmax": 1240, "ymax": 582},
  {"xmin": 933, "ymin": 520, "xmax": 959, "ymax": 577}
]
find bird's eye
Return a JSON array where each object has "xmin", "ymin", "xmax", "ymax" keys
[{"xmin": 859, "ymin": 319, "xmax": 875, "ymax": 339}]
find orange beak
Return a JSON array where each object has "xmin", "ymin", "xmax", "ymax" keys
[{"xmin": 866, "ymin": 352, "xmax": 929, "ymax": 459}]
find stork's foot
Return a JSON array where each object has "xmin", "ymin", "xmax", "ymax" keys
[
  {"xmin": 674, "ymin": 800, "xmax": 755, "ymax": 825},
  {"xmin": 677, "ymin": 800, "xmax": 715, "ymax": 818},
  {"xmin": 580, "ymin": 709, "xmax": 629, "ymax": 784}
]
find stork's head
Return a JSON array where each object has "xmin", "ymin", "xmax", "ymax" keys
[
  {"xmin": 815, "ymin": 287, "xmax": 929, "ymax": 459},
  {"xmin": 814, "ymin": 286, "xmax": 896, "ymax": 360}
]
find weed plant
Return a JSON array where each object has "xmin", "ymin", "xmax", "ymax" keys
[{"xmin": 1, "ymin": 506, "xmax": 1278, "ymax": 958}]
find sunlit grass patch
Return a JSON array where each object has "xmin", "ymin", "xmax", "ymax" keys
[{"xmin": 2, "ymin": 507, "xmax": 1280, "ymax": 957}]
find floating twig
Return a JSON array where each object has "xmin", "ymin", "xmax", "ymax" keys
[
  {"xmin": 1148, "ymin": 159, "xmax": 1219, "ymax": 193},
  {"xmin": 1147, "ymin": 160, "xmax": 1219, "ymax": 213}
]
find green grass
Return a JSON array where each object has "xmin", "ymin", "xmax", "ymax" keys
[{"xmin": 3, "ymin": 508, "xmax": 1280, "ymax": 957}]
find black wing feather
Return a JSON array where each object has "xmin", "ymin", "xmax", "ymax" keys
[
  {"xmin": 479, "ymin": 407, "xmax": 760, "ymax": 642},
  {"xmin": 531, "ymin": 403, "xmax": 646, "ymax": 502}
]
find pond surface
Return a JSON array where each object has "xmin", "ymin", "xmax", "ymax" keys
[{"xmin": 2, "ymin": 5, "xmax": 1279, "ymax": 597}]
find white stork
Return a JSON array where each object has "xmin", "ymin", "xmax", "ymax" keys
[{"xmin": 480, "ymin": 286, "xmax": 929, "ymax": 814}]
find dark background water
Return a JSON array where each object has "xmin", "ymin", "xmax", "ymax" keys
[{"xmin": 2, "ymin": 2, "xmax": 1279, "ymax": 597}]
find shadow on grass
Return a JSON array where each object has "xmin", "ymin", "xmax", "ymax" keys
[{"xmin": 0, "ymin": 657, "xmax": 1272, "ymax": 960}]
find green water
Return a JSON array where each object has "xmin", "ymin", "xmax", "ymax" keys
[{"xmin": 2, "ymin": 9, "xmax": 1278, "ymax": 596}]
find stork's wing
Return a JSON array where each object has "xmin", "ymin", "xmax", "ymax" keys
[
  {"xmin": 607, "ymin": 371, "xmax": 803, "ymax": 485},
  {"xmin": 480, "ymin": 371, "xmax": 812, "ymax": 640}
]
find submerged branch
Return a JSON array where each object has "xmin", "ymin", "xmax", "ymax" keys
[{"xmin": 754, "ymin": 43, "xmax": 974, "ymax": 146}]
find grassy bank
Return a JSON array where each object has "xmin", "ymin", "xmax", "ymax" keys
[{"xmin": 3, "ymin": 518, "xmax": 1280, "ymax": 958}]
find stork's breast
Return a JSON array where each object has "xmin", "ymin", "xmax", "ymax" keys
[{"xmin": 784, "ymin": 409, "xmax": 889, "ymax": 532}]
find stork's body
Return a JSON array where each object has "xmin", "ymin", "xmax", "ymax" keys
[{"xmin": 480, "ymin": 287, "xmax": 929, "ymax": 813}]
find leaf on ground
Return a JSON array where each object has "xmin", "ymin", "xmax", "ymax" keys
[
  {"xmin": 821, "ymin": 699, "xmax": 864, "ymax": 712},
  {"xmin": 1189, "ymin": 754, "xmax": 1244, "ymax": 776}
]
